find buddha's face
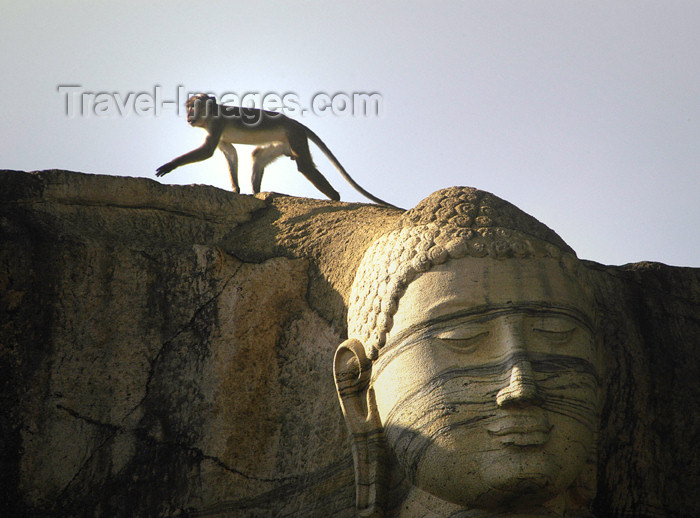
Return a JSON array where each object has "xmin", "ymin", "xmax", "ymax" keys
[{"xmin": 370, "ymin": 256, "xmax": 599, "ymax": 510}]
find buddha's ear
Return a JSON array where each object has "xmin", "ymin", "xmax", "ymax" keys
[
  {"xmin": 565, "ymin": 432, "xmax": 598, "ymax": 517},
  {"xmin": 334, "ymin": 339, "xmax": 387, "ymax": 518},
  {"xmin": 566, "ymin": 332, "xmax": 604, "ymax": 516}
]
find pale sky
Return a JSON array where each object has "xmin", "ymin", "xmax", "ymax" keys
[{"xmin": 2, "ymin": 1, "xmax": 698, "ymax": 266}]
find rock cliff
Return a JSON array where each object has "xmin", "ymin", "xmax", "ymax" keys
[{"xmin": 1, "ymin": 170, "xmax": 698, "ymax": 517}]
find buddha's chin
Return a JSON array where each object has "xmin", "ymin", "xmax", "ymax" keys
[
  {"xmin": 477, "ymin": 451, "xmax": 564, "ymax": 506},
  {"xmin": 481, "ymin": 472, "xmax": 556, "ymax": 508},
  {"xmin": 455, "ymin": 476, "xmax": 557, "ymax": 511},
  {"xmin": 412, "ymin": 444, "xmax": 568, "ymax": 510},
  {"xmin": 492, "ymin": 472, "xmax": 550, "ymax": 492}
]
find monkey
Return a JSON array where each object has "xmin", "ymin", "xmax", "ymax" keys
[{"xmin": 156, "ymin": 93, "xmax": 397, "ymax": 208}]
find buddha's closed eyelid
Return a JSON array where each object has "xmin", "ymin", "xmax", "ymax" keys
[
  {"xmin": 435, "ymin": 327, "xmax": 490, "ymax": 352},
  {"xmin": 531, "ymin": 324, "xmax": 577, "ymax": 343}
]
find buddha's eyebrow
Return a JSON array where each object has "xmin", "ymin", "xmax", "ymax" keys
[{"xmin": 380, "ymin": 302, "xmax": 594, "ymax": 358}]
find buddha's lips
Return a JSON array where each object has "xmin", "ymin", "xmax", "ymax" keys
[{"xmin": 486, "ymin": 416, "xmax": 553, "ymax": 443}]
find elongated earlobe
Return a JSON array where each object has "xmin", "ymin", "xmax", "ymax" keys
[
  {"xmin": 334, "ymin": 339, "xmax": 387, "ymax": 517},
  {"xmin": 566, "ymin": 332, "xmax": 604, "ymax": 516}
]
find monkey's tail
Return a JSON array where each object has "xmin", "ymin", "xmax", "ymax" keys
[{"xmin": 306, "ymin": 129, "xmax": 400, "ymax": 209}]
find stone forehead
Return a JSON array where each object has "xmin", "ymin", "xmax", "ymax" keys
[{"xmin": 347, "ymin": 187, "xmax": 583, "ymax": 359}]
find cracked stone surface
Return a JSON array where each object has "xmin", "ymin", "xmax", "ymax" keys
[{"xmin": 1, "ymin": 170, "xmax": 699, "ymax": 517}]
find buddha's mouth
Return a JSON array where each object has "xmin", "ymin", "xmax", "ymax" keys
[{"xmin": 486, "ymin": 416, "xmax": 553, "ymax": 446}]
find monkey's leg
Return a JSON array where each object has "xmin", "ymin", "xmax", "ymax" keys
[
  {"xmin": 218, "ymin": 141, "xmax": 240, "ymax": 193},
  {"xmin": 288, "ymin": 136, "xmax": 340, "ymax": 201},
  {"xmin": 251, "ymin": 142, "xmax": 290, "ymax": 193},
  {"xmin": 295, "ymin": 159, "xmax": 340, "ymax": 200}
]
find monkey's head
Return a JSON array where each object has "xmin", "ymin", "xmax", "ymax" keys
[{"xmin": 185, "ymin": 93, "xmax": 218, "ymax": 127}]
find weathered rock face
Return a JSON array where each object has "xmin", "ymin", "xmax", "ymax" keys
[
  {"xmin": 1, "ymin": 170, "xmax": 698, "ymax": 517},
  {"xmin": 590, "ymin": 261, "xmax": 700, "ymax": 517}
]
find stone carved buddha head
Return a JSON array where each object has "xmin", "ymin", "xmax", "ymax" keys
[{"xmin": 335, "ymin": 187, "xmax": 601, "ymax": 517}]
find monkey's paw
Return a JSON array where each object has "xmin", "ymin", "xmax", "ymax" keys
[{"xmin": 155, "ymin": 163, "xmax": 175, "ymax": 177}]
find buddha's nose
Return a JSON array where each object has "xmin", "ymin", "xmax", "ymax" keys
[{"xmin": 496, "ymin": 355, "xmax": 541, "ymax": 408}]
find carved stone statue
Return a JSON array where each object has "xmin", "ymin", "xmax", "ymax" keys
[
  {"xmin": 2, "ymin": 172, "xmax": 698, "ymax": 516},
  {"xmin": 335, "ymin": 187, "xmax": 602, "ymax": 517}
]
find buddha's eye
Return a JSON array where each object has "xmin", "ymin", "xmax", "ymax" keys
[
  {"xmin": 532, "ymin": 317, "xmax": 577, "ymax": 344},
  {"xmin": 533, "ymin": 327, "xmax": 576, "ymax": 343},
  {"xmin": 436, "ymin": 327, "xmax": 489, "ymax": 353}
]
